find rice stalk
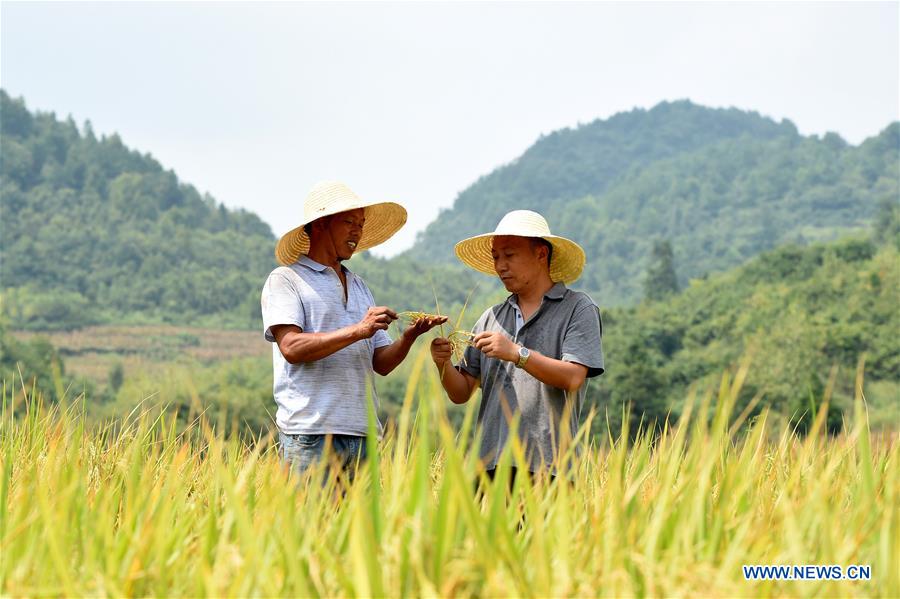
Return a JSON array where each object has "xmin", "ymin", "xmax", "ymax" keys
[{"xmin": 2, "ymin": 361, "xmax": 895, "ymax": 597}]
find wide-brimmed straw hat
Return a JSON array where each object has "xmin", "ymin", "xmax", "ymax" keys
[
  {"xmin": 275, "ymin": 181, "xmax": 407, "ymax": 265},
  {"xmin": 454, "ymin": 210, "xmax": 586, "ymax": 283}
]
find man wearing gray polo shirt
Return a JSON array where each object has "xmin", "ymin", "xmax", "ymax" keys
[
  {"xmin": 262, "ymin": 181, "xmax": 446, "ymax": 482},
  {"xmin": 430, "ymin": 210, "xmax": 603, "ymax": 480}
]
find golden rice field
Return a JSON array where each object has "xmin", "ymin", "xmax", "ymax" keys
[{"xmin": 2, "ymin": 354, "xmax": 897, "ymax": 598}]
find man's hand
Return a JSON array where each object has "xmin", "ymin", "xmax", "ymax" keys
[
  {"xmin": 356, "ymin": 306, "xmax": 398, "ymax": 339},
  {"xmin": 402, "ymin": 315, "xmax": 449, "ymax": 342},
  {"xmin": 430, "ymin": 337, "xmax": 454, "ymax": 367},
  {"xmin": 473, "ymin": 331, "xmax": 518, "ymax": 363},
  {"xmin": 430, "ymin": 336, "xmax": 480, "ymax": 404},
  {"xmin": 373, "ymin": 314, "xmax": 449, "ymax": 376}
]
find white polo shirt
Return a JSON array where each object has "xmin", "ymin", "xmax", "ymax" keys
[{"xmin": 260, "ymin": 255, "xmax": 392, "ymax": 436}]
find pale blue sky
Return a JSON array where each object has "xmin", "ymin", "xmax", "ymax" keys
[{"xmin": 2, "ymin": 2, "xmax": 898, "ymax": 256}]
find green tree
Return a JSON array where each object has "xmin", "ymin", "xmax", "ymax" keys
[
  {"xmin": 874, "ymin": 195, "xmax": 900, "ymax": 246},
  {"xmin": 643, "ymin": 240, "xmax": 679, "ymax": 302},
  {"xmin": 108, "ymin": 362, "xmax": 124, "ymax": 393},
  {"xmin": 607, "ymin": 338, "xmax": 670, "ymax": 440}
]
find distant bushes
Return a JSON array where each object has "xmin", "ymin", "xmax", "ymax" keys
[{"xmin": 591, "ymin": 237, "xmax": 900, "ymax": 434}]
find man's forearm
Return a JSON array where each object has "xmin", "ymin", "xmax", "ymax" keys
[
  {"xmin": 519, "ymin": 351, "xmax": 587, "ymax": 393},
  {"xmin": 280, "ymin": 326, "xmax": 364, "ymax": 363},
  {"xmin": 437, "ymin": 361, "xmax": 475, "ymax": 404},
  {"xmin": 372, "ymin": 334, "xmax": 415, "ymax": 375}
]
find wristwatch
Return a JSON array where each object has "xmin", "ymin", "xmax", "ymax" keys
[{"xmin": 515, "ymin": 345, "xmax": 530, "ymax": 369}]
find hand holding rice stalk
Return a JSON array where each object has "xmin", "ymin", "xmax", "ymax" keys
[
  {"xmin": 399, "ymin": 283, "xmax": 480, "ymax": 366},
  {"xmin": 446, "ymin": 329, "xmax": 475, "ymax": 365},
  {"xmin": 394, "ymin": 311, "xmax": 449, "ymax": 340},
  {"xmin": 396, "ymin": 311, "xmax": 444, "ymax": 327},
  {"xmin": 397, "ymin": 312, "xmax": 475, "ymax": 365}
]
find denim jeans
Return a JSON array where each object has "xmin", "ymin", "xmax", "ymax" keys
[{"xmin": 279, "ymin": 432, "xmax": 368, "ymax": 484}]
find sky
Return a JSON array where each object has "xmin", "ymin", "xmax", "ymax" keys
[{"xmin": 2, "ymin": 2, "xmax": 898, "ymax": 256}]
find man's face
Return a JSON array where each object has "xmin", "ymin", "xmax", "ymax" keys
[
  {"xmin": 319, "ymin": 208, "xmax": 365, "ymax": 261},
  {"xmin": 491, "ymin": 235, "xmax": 547, "ymax": 293}
]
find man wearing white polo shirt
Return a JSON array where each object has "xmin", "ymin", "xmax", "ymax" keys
[{"xmin": 261, "ymin": 181, "xmax": 446, "ymax": 483}]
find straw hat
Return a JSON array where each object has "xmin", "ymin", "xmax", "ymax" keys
[
  {"xmin": 275, "ymin": 181, "xmax": 407, "ymax": 265},
  {"xmin": 454, "ymin": 210, "xmax": 586, "ymax": 283}
]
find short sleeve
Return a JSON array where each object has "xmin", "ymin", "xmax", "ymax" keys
[
  {"xmin": 372, "ymin": 328, "xmax": 392, "ymax": 349},
  {"xmin": 561, "ymin": 298, "xmax": 604, "ymax": 377},
  {"xmin": 261, "ymin": 269, "xmax": 306, "ymax": 342}
]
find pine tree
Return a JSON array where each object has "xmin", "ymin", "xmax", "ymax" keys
[{"xmin": 643, "ymin": 239, "xmax": 679, "ymax": 302}]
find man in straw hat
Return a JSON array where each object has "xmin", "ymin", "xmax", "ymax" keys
[
  {"xmin": 262, "ymin": 181, "xmax": 446, "ymax": 482},
  {"xmin": 430, "ymin": 210, "xmax": 603, "ymax": 481}
]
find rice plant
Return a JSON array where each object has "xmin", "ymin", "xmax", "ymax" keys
[
  {"xmin": 396, "ymin": 311, "xmax": 444, "ymax": 326},
  {"xmin": 1, "ymin": 353, "xmax": 896, "ymax": 597}
]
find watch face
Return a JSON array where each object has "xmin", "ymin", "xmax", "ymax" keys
[{"xmin": 515, "ymin": 346, "xmax": 530, "ymax": 369}]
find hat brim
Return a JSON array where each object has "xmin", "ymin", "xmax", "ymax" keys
[
  {"xmin": 454, "ymin": 233, "xmax": 586, "ymax": 284},
  {"xmin": 275, "ymin": 201, "xmax": 407, "ymax": 265}
]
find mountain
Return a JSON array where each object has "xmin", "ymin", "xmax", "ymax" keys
[
  {"xmin": 406, "ymin": 101, "xmax": 899, "ymax": 305},
  {"xmin": 2, "ymin": 93, "xmax": 897, "ymax": 333},
  {"xmin": 0, "ymin": 90, "xmax": 277, "ymax": 330}
]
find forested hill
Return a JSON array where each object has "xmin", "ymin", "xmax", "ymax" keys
[
  {"xmin": 406, "ymin": 101, "xmax": 899, "ymax": 305},
  {"xmin": 0, "ymin": 91, "xmax": 277, "ymax": 329},
  {"xmin": 2, "ymin": 92, "xmax": 897, "ymax": 331},
  {"xmin": 595, "ymin": 231, "xmax": 900, "ymax": 434}
]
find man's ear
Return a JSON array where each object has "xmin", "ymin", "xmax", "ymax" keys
[{"xmin": 535, "ymin": 243, "xmax": 549, "ymax": 266}]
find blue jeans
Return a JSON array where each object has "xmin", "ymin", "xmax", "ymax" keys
[{"xmin": 278, "ymin": 432, "xmax": 368, "ymax": 484}]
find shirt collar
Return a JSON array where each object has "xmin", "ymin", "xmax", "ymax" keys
[
  {"xmin": 506, "ymin": 282, "xmax": 568, "ymax": 307},
  {"xmin": 297, "ymin": 254, "xmax": 352, "ymax": 275},
  {"xmin": 544, "ymin": 282, "xmax": 568, "ymax": 300},
  {"xmin": 297, "ymin": 255, "xmax": 327, "ymax": 272}
]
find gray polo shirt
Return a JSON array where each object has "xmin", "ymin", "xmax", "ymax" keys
[
  {"xmin": 460, "ymin": 282, "xmax": 604, "ymax": 473},
  {"xmin": 260, "ymin": 255, "xmax": 392, "ymax": 436}
]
